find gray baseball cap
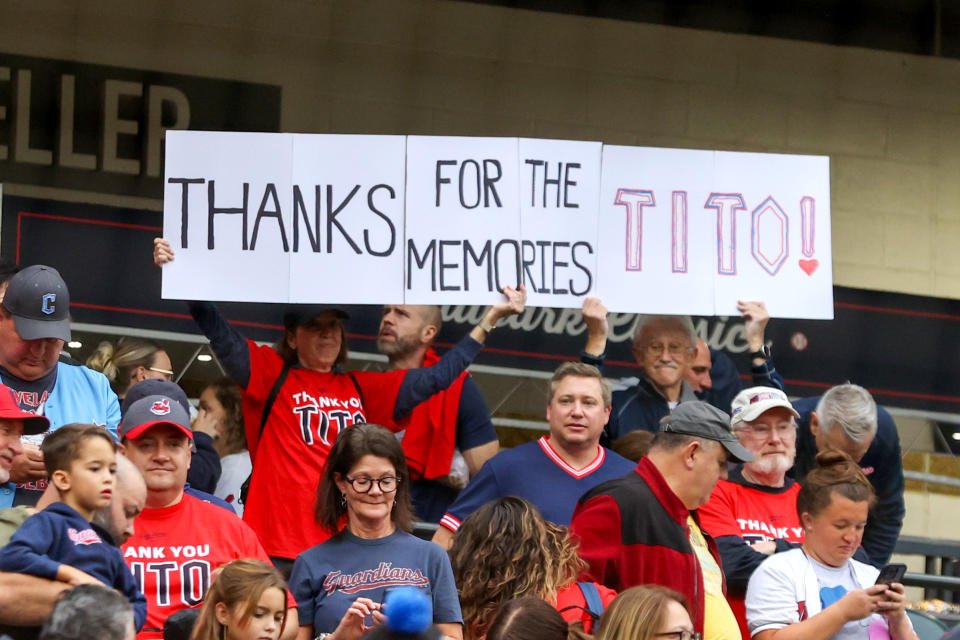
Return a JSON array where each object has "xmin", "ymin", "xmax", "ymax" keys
[
  {"xmin": 119, "ymin": 394, "xmax": 193, "ymax": 441},
  {"xmin": 659, "ymin": 401, "xmax": 755, "ymax": 463},
  {"xmin": 2, "ymin": 265, "xmax": 71, "ymax": 342}
]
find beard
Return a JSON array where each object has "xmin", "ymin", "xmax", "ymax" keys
[
  {"xmin": 377, "ymin": 332, "xmax": 422, "ymax": 359},
  {"xmin": 748, "ymin": 449, "xmax": 795, "ymax": 476}
]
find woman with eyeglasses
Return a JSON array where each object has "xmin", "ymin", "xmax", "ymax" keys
[
  {"xmin": 745, "ymin": 450, "xmax": 917, "ymax": 640},
  {"xmin": 86, "ymin": 337, "xmax": 174, "ymax": 400},
  {"xmin": 288, "ymin": 424, "xmax": 462, "ymax": 640},
  {"xmin": 155, "ymin": 237, "xmax": 525, "ymax": 574},
  {"xmin": 593, "ymin": 586, "xmax": 696, "ymax": 640},
  {"xmin": 449, "ymin": 497, "xmax": 615, "ymax": 640}
]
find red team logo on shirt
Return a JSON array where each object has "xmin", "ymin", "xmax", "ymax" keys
[
  {"xmin": 322, "ymin": 562, "xmax": 429, "ymax": 595},
  {"xmin": 67, "ymin": 528, "xmax": 102, "ymax": 546},
  {"xmin": 150, "ymin": 399, "xmax": 172, "ymax": 415},
  {"xmin": 292, "ymin": 392, "xmax": 365, "ymax": 445}
]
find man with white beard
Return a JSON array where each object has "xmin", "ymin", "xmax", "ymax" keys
[{"xmin": 697, "ymin": 387, "xmax": 804, "ymax": 639}]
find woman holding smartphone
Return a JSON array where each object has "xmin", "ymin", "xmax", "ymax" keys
[{"xmin": 745, "ymin": 450, "xmax": 917, "ymax": 640}]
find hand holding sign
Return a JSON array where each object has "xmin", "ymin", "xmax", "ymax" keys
[{"xmin": 469, "ymin": 284, "xmax": 528, "ymax": 344}]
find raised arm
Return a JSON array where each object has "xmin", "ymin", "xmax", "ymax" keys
[
  {"xmin": 739, "ymin": 300, "xmax": 785, "ymax": 391},
  {"xmin": 154, "ymin": 238, "xmax": 253, "ymax": 387},
  {"xmin": 393, "ymin": 285, "xmax": 527, "ymax": 419}
]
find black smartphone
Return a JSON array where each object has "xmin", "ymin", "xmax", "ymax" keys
[{"xmin": 875, "ymin": 563, "xmax": 907, "ymax": 585}]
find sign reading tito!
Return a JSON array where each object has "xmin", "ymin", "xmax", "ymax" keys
[
  {"xmin": 162, "ymin": 132, "xmax": 832, "ymax": 319},
  {"xmin": 0, "ymin": 52, "xmax": 281, "ymax": 198}
]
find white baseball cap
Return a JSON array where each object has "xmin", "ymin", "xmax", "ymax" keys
[{"xmin": 730, "ymin": 386, "xmax": 800, "ymax": 427}]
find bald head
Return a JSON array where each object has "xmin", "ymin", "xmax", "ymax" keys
[
  {"xmin": 93, "ymin": 454, "xmax": 146, "ymax": 545},
  {"xmin": 378, "ymin": 304, "xmax": 442, "ymax": 365}
]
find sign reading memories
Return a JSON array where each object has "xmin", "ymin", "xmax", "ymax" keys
[{"xmin": 162, "ymin": 131, "xmax": 832, "ymax": 319}]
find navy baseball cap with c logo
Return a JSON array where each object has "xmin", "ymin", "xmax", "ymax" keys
[{"xmin": 2, "ymin": 265, "xmax": 71, "ymax": 342}]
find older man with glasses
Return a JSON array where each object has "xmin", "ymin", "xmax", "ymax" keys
[{"xmin": 698, "ymin": 387, "xmax": 805, "ymax": 639}]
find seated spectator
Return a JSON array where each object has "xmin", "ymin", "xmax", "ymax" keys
[
  {"xmin": 486, "ymin": 598, "xmax": 568, "ymax": 640},
  {"xmin": 38, "ymin": 584, "xmax": 135, "ymax": 640},
  {"xmin": 791, "ymin": 384, "xmax": 904, "ymax": 567},
  {"xmin": 155, "ymin": 238, "xmax": 525, "ymax": 569},
  {"xmin": 85, "ymin": 338, "xmax": 174, "ymax": 403},
  {"xmin": 449, "ymin": 497, "xmax": 614, "ymax": 639},
  {"xmin": 193, "ymin": 377, "xmax": 251, "ymax": 515},
  {"xmin": 0, "ymin": 424, "xmax": 146, "ymax": 631},
  {"xmin": 118, "ymin": 395, "xmax": 297, "ymax": 639},
  {"xmin": 432, "ymin": 362, "xmax": 634, "ymax": 549},
  {"xmin": 593, "ymin": 586, "xmax": 693, "ymax": 640},
  {"xmin": 745, "ymin": 450, "xmax": 916, "ymax": 640},
  {"xmin": 698, "ymin": 386, "xmax": 804, "ymax": 638},
  {"xmin": 376, "ymin": 304, "xmax": 499, "ymax": 524},
  {"xmin": 570, "ymin": 401, "xmax": 753, "ymax": 637},
  {"xmin": 191, "ymin": 559, "xmax": 288, "ymax": 640},
  {"xmin": 289, "ymin": 424, "xmax": 462, "ymax": 640}
]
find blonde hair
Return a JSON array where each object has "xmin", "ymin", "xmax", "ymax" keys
[
  {"xmin": 449, "ymin": 497, "xmax": 586, "ymax": 640},
  {"xmin": 595, "ymin": 586, "xmax": 689, "ymax": 640},
  {"xmin": 191, "ymin": 559, "xmax": 287, "ymax": 640},
  {"xmin": 85, "ymin": 338, "xmax": 165, "ymax": 396}
]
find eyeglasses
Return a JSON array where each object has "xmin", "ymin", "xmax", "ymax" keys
[
  {"xmin": 644, "ymin": 342, "xmax": 692, "ymax": 357},
  {"xmin": 738, "ymin": 423, "xmax": 796, "ymax": 440},
  {"xmin": 344, "ymin": 476, "xmax": 399, "ymax": 493},
  {"xmin": 147, "ymin": 366, "xmax": 174, "ymax": 380},
  {"xmin": 656, "ymin": 631, "xmax": 701, "ymax": 640}
]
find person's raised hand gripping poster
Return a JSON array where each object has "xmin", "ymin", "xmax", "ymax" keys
[
  {"xmin": 404, "ymin": 136, "xmax": 521, "ymax": 305},
  {"xmin": 518, "ymin": 138, "xmax": 601, "ymax": 308},
  {"xmin": 162, "ymin": 131, "xmax": 294, "ymax": 302}
]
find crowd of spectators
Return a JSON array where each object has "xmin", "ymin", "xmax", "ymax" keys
[{"xmin": 0, "ymin": 250, "xmax": 914, "ymax": 640}]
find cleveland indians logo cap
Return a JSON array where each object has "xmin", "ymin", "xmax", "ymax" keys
[
  {"xmin": 1, "ymin": 265, "xmax": 71, "ymax": 342},
  {"xmin": 119, "ymin": 394, "xmax": 193, "ymax": 441}
]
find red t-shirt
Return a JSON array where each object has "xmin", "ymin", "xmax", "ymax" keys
[
  {"xmin": 241, "ymin": 341, "xmax": 406, "ymax": 559},
  {"xmin": 122, "ymin": 493, "xmax": 290, "ymax": 639},
  {"xmin": 698, "ymin": 476, "xmax": 803, "ymax": 639}
]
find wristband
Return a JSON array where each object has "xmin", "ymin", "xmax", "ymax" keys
[{"xmin": 479, "ymin": 319, "xmax": 497, "ymax": 333}]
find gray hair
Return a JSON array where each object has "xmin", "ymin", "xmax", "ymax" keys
[
  {"xmin": 632, "ymin": 315, "xmax": 698, "ymax": 349},
  {"xmin": 40, "ymin": 584, "xmax": 133, "ymax": 640},
  {"xmin": 815, "ymin": 384, "xmax": 877, "ymax": 443}
]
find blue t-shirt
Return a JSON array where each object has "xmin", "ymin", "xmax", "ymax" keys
[
  {"xmin": 440, "ymin": 437, "xmax": 636, "ymax": 532},
  {"xmin": 289, "ymin": 528, "xmax": 462, "ymax": 636}
]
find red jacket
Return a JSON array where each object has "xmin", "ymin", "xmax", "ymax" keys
[{"xmin": 569, "ymin": 457, "xmax": 727, "ymax": 634}]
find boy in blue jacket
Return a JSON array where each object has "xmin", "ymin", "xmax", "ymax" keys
[{"xmin": 0, "ymin": 423, "xmax": 146, "ymax": 630}]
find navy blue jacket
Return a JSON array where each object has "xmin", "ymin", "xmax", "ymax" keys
[
  {"xmin": 605, "ymin": 356, "xmax": 784, "ymax": 442},
  {"xmin": 790, "ymin": 396, "xmax": 905, "ymax": 567},
  {"xmin": 0, "ymin": 502, "xmax": 147, "ymax": 630}
]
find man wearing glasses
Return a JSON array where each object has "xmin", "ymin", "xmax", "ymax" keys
[
  {"xmin": 698, "ymin": 387, "xmax": 805, "ymax": 640},
  {"xmin": 0, "ymin": 265, "xmax": 121, "ymax": 508},
  {"xmin": 585, "ymin": 312, "xmax": 701, "ymax": 442}
]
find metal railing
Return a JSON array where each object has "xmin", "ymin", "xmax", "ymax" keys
[{"xmin": 896, "ymin": 535, "xmax": 960, "ymax": 601}]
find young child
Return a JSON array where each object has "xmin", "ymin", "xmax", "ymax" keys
[
  {"xmin": 191, "ymin": 559, "xmax": 288, "ymax": 640},
  {"xmin": 0, "ymin": 423, "xmax": 146, "ymax": 631}
]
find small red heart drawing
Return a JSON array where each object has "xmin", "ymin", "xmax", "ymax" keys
[{"xmin": 798, "ymin": 259, "xmax": 819, "ymax": 275}]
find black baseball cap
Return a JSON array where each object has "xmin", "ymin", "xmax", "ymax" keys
[
  {"xmin": 119, "ymin": 394, "xmax": 193, "ymax": 441},
  {"xmin": 283, "ymin": 306, "xmax": 349, "ymax": 330},
  {"xmin": 659, "ymin": 401, "xmax": 755, "ymax": 464},
  {"xmin": 2, "ymin": 265, "xmax": 71, "ymax": 342}
]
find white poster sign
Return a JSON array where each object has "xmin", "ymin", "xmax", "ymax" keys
[
  {"xmin": 162, "ymin": 132, "xmax": 833, "ymax": 319},
  {"xmin": 162, "ymin": 131, "xmax": 294, "ymax": 303},
  {"xmin": 596, "ymin": 145, "xmax": 716, "ymax": 315},
  {"xmin": 288, "ymin": 135, "xmax": 406, "ymax": 303},
  {"xmin": 518, "ymin": 138, "xmax": 602, "ymax": 308},
  {"xmin": 404, "ymin": 136, "xmax": 521, "ymax": 305}
]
